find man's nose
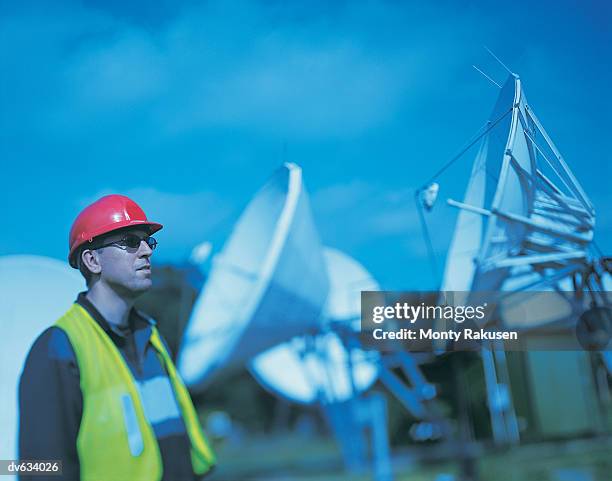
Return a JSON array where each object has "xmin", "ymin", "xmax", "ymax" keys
[{"xmin": 139, "ymin": 240, "xmax": 153, "ymax": 256}]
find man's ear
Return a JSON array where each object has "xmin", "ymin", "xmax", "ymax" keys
[{"xmin": 81, "ymin": 249, "xmax": 102, "ymax": 275}]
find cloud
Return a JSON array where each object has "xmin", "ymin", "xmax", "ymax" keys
[
  {"xmin": 312, "ymin": 180, "xmax": 422, "ymax": 244},
  {"xmin": 309, "ymin": 178, "xmax": 464, "ymax": 290},
  {"xmin": 1, "ymin": 0, "xmax": 494, "ymax": 143},
  {"xmin": 311, "ymin": 180, "xmax": 375, "ymax": 213},
  {"xmin": 75, "ymin": 178, "xmax": 443, "ymax": 271},
  {"xmin": 79, "ymin": 188, "xmax": 234, "ymax": 261},
  {"xmin": 66, "ymin": 30, "xmax": 169, "ymax": 109}
]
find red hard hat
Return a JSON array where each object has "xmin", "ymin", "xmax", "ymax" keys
[{"xmin": 68, "ymin": 194, "xmax": 163, "ymax": 268}]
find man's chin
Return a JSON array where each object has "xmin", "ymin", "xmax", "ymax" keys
[
  {"xmin": 118, "ymin": 280, "xmax": 152, "ymax": 298},
  {"xmin": 133, "ymin": 279, "xmax": 153, "ymax": 294}
]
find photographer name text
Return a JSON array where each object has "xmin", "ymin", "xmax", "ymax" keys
[{"xmin": 371, "ymin": 327, "xmax": 517, "ymax": 341}]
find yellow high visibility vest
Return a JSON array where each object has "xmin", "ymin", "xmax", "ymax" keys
[{"xmin": 55, "ymin": 304, "xmax": 215, "ymax": 481}]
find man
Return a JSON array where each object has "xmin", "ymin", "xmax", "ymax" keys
[{"xmin": 19, "ymin": 194, "xmax": 215, "ymax": 481}]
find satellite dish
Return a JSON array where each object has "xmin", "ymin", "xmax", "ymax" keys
[
  {"xmin": 180, "ymin": 163, "xmax": 445, "ymax": 476},
  {"xmin": 249, "ymin": 247, "xmax": 380, "ymax": 404},
  {"xmin": 0, "ymin": 256, "xmax": 84, "ymax": 472},
  {"xmin": 178, "ymin": 163, "xmax": 329, "ymax": 389},
  {"xmin": 440, "ymin": 74, "xmax": 597, "ymax": 328},
  {"xmin": 178, "ymin": 161, "xmax": 446, "ymax": 475}
]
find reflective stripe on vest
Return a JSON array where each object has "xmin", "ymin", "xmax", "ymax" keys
[{"xmin": 55, "ymin": 304, "xmax": 215, "ymax": 481}]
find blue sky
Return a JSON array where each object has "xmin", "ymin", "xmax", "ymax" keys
[{"xmin": 1, "ymin": 0, "xmax": 610, "ymax": 290}]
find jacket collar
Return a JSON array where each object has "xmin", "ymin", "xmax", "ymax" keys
[{"xmin": 76, "ymin": 291, "xmax": 154, "ymax": 339}]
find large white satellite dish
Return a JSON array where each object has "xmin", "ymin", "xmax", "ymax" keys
[
  {"xmin": 0, "ymin": 255, "xmax": 84, "ymax": 474},
  {"xmin": 178, "ymin": 163, "xmax": 329, "ymax": 388},
  {"xmin": 249, "ymin": 247, "xmax": 380, "ymax": 404},
  {"xmin": 421, "ymin": 68, "xmax": 609, "ymax": 446},
  {"xmin": 439, "ymin": 74, "xmax": 598, "ymax": 328}
]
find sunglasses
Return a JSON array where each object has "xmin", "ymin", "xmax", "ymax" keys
[{"xmin": 94, "ymin": 234, "xmax": 158, "ymax": 251}]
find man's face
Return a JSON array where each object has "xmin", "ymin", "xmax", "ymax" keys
[{"xmin": 95, "ymin": 227, "xmax": 154, "ymax": 297}]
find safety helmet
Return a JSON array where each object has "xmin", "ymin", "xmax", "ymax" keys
[{"xmin": 68, "ymin": 194, "xmax": 163, "ymax": 268}]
